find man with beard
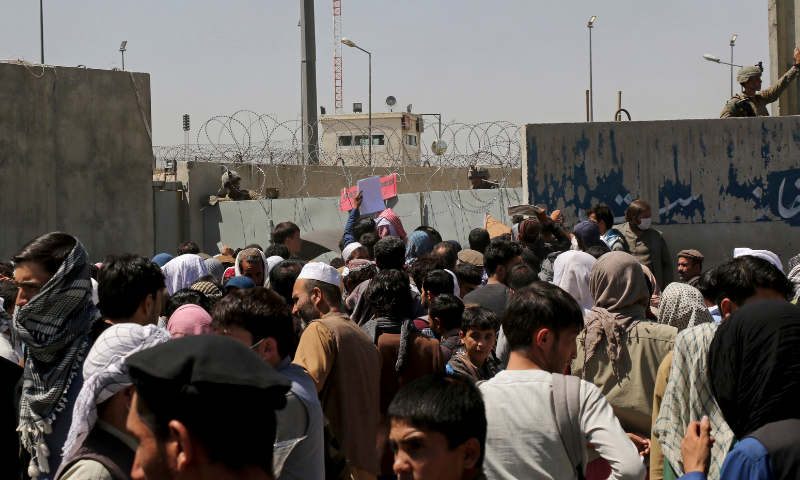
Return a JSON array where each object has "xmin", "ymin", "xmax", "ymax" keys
[{"xmin": 291, "ymin": 263, "xmax": 382, "ymax": 480}]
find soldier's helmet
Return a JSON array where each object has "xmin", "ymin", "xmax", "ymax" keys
[
  {"xmin": 737, "ymin": 66, "xmax": 762, "ymax": 85},
  {"xmin": 222, "ymin": 170, "xmax": 242, "ymax": 187},
  {"xmin": 468, "ymin": 165, "xmax": 490, "ymax": 179}
]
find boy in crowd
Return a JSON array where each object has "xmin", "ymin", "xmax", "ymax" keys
[
  {"xmin": 388, "ymin": 373, "xmax": 488, "ymax": 480},
  {"xmin": 446, "ymin": 306, "xmax": 501, "ymax": 381}
]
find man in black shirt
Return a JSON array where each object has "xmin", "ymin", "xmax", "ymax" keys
[{"xmin": 462, "ymin": 238, "xmax": 522, "ymax": 322}]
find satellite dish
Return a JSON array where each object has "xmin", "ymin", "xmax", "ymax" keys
[
  {"xmin": 431, "ymin": 140, "xmax": 448, "ymax": 156},
  {"xmin": 407, "ymin": 104, "xmax": 412, "ymax": 113},
  {"xmin": 386, "ymin": 96, "xmax": 397, "ymax": 111}
]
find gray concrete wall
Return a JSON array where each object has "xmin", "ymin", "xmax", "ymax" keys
[
  {"xmin": 0, "ymin": 62, "xmax": 155, "ymax": 261},
  {"xmin": 522, "ymin": 116, "xmax": 800, "ymax": 275},
  {"xmin": 203, "ymin": 187, "xmax": 523, "ymax": 262},
  {"xmin": 179, "ymin": 160, "xmax": 520, "ymax": 252}
]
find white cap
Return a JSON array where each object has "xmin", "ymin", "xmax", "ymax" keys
[
  {"xmin": 266, "ymin": 256, "xmax": 284, "ymax": 275},
  {"xmin": 733, "ymin": 248, "xmax": 784, "ymax": 273},
  {"xmin": 297, "ymin": 262, "xmax": 341, "ymax": 286},
  {"xmin": 342, "ymin": 242, "xmax": 362, "ymax": 260}
]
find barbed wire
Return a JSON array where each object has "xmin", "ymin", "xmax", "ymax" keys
[{"xmin": 153, "ymin": 111, "xmax": 522, "ymax": 212}]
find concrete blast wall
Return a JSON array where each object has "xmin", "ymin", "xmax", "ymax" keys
[
  {"xmin": 522, "ymin": 116, "xmax": 800, "ymax": 275},
  {"xmin": 0, "ymin": 62, "xmax": 154, "ymax": 260},
  {"xmin": 204, "ymin": 188, "xmax": 523, "ymax": 262}
]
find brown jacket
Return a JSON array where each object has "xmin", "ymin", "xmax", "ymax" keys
[
  {"xmin": 375, "ymin": 331, "xmax": 444, "ymax": 475},
  {"xmin": 293, "ymin": 312, "xmax": 382, "ymax": 475}
]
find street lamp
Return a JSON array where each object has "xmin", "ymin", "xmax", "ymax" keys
[
  {"xmin": 39, "ymin": 0, "xmax": 44, "ymax": 64},
  {"xmin": 342, "ymin": 37, "xmax": 372, "ymax": 165},
  {"xmin": 588, "ymin": 16, "xmax": 596, "ymax": 121},
  {"xmin": 730, "ymin": 35, "xmax": 738, "ymax": 96},
  {"xmin": 119, "ymin": 41, "xmax": 127, "ymax": 70}
]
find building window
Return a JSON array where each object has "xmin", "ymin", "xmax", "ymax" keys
[
  {"xmin": 405, "ymin": 134, "xmax": 418, "ymax": 147},
  {"xmin": 338, "ymin": 134, "xmax": 385, "ymax": 148}
]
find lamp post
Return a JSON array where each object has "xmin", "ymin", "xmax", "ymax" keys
[
  {"xmin": 588, "ymin": 16, "xmax": 596, "ymax": 121},
  {"xmin": 703, "ymin": 54, "xmax": 743, "ymax": 95},
  {"xmin": 120, "ymin": 41, "xmax": 127, "ymax": 70},
  {"xmin": 342, "ymin": 37, "xmax": 371, "ymax": 165},
  {"xmin": 39, "ymin": 0, "xmax": 44, "ymax": 64},
  {"xmin": 730, "ymin": 35, "xmax": 738, "ymax": 97}
]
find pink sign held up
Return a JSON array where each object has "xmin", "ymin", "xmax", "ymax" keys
[{"xmin": 340, "ymin": 174, "xmax": 398, "ymax": 212}]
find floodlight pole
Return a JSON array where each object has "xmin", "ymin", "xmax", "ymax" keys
[
  {"xmin": 588, "ymin": 16, "xmax": 595, "ymax": 122},
  {"xmin": 419, "ymin": 114, "xmax": 442, "ymax": 139},
  {"xmin": 39, "ymin": 0, "xmax": 44, "ymax": 64},
  {"xmin": 121, "ymin": 50, "xmax": 125, "ymax": 70},
  {"xmin": 730, "ymin": 35, "xmax": 737, "ymax": 97}
]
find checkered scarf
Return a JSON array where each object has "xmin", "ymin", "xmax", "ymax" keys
[{"xmin": 14, "ymin": 239, "xmax": 102, "ymax": 478}]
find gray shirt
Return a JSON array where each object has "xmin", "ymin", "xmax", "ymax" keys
[{"xmin": 480, "ymin": 369, "xmax": 646, "ymax": 480}]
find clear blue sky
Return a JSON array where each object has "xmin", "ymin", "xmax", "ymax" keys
[{"xmin": 2, "ymin": 1, "xmax": 772, "ymax": 146}]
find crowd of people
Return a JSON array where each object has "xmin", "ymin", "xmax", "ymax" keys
[{"xmin": 1, "ymin": 192, "xmax": 799, "ymax": 480}]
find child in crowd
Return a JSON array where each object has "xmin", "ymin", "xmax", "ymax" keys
[{"xmin": 446, "ymin": 305, "xmax": 501, "ymax": 381}]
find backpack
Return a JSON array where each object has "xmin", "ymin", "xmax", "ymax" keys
[{"xmin": 551, "ymin": 373, "xmax": 586, "ymax": 480}]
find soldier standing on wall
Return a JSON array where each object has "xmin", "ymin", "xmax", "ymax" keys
[
  {"xmin": 468, "ymin": 165, "xmax": 499, "ymax": 190},
  {"xmin": 719, "ymin": 45, "xmax": 800, "ymax": 118},
  {"xmin": 217, "ymin": 170, "xmax": 263, "ymax": 202}
]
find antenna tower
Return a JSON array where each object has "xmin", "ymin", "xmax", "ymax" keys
[{"xmin": 333, "ymin": 0, "xmax": 343, "ymax": 114}]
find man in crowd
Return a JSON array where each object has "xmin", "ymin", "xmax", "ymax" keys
[
  {"xmin": 416, "ymin": 270, "xmax": 456, "ymax": 334},
  {"xmin": 517, "ymin": 208, "xmax": 570, "ymax": 272},
  {"xmin": 212, "ymin": 288, "xmax": 324, "ymax": 480},
  {"xmin": 57, "ymin": 324, "xmax": 171, "ymax": 479},
  {"xmin": 428, "ymin": 294, "xmax": 465, "ymax": 362},
  {"xmin": 236, "ymin": 248, "xmax": 268, "ymax": 287},
  {"xmin": 97, "ymin": 254, "xmax": 166, "ymax": 326},
  {"xmin": 506, "ymin": 263, "xmax": 538, "ymax": 292},
  {"xmin": 273, "ymin": 222, "xmax": 303, "ymax": 256},
  {"xmin": 720, "ymin": 46, "xmax": 800, "ymax": 117},
  {"xmin": 177, "ymin": 241, "xmax": 200, "ymax": 256},
  {"xmin": 572, "ymin": 220, "xmax": 606, "ymax": 251},
  {"xmin": 463, "ymin": 238, "xmax": 521, "ymax": 322},
  {"xmin": 217, "ymin": 170, "xmax": 263, "ymax": 201},
  {"xmin": 361, "ymin": 269, "xmax": 444, "ymax": 477},
  {"xmin": 479, "ymin": 283, "xmax": 646, "ymax": 480},
  {"xmin": 586, "ymin": 204, "xmax": 627, "ymax": 252},
  {"xmin": 677, "ymin": 250, "xmax": 704, "ymax": 287},
  {"xmin": 615, "ymin": 200, "xmax": 673, "ymax": 289},
  {"xmin": 435, "ymin": 242, "xmax": 459, "ymax": 272},
  {"xmin": 350, "ymin": 236, "xmax": 427, "ymax": 325},
  {"xmin": 389, "ymin": 373, "xmax": 488, "ymax": 480},
  {"xmin": 454, "ymin": 262, "xmax": 482, "ymax": 299},
  {"xmin": 126, "ymin": 335, "xmax": 291, "ymax": 480},
  {"xmin": 292, "ymin": 262, "xmax": 382, "ymax": 480}
]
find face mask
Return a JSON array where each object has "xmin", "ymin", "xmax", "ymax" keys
[{"xmin": 638, "ymin": 218, "xmax": 651, "ymax": 230}]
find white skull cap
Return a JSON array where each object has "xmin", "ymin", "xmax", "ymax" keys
[{"xmin": 298, "ymin": 262, "xmax": 341, "ymax": 287}]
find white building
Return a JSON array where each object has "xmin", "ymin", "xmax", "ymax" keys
[{"xmin": 319, "ymin": 112, "xmax": 424, "ymax": 166}]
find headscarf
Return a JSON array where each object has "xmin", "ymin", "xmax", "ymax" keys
[
  {"xmin": 204, "ymin": 258, "xmax": 225, "ymax": 280},
  {"xmin": 162, "ymin": 255, "xmax": 208, "ymax": 295},
  {"xmin": 223, "ymin": 266, "xmax": 236, "ymax": 281},
  {"xmin": 167, "ymin": 304, "xmax": 214, "ymax": 338},
  {"xmin": 14, "ymin": 239, "xmax": 102, "ymax": 478},
  {"xmin": 788, "ymin": 253, "xmax": 800, "ymax": 271},
  {"xmin": 376, "ymin": 208, "xmax": 407, "ymax": 242},
  {"xmin": 62, "ymin": 324, "xmax": 171, "ymax": 460},
  {"xmin": 582, "ymin": 252, "xmax": 649, "ymax": 378},
  {"xmin": 190, "ymin": 281, "xmax": 223, "ymax": 307},
  {"xmin": 266, "ymin": 255, "xmax": 284, "ymax": 278},
  {"xmin": 657, "ymin": 283, "xmax": 714, "ymax": 332},
  {"xmin": 151, "ymin": 253, "xmax": 173, "ymax": 267},
  {"xmin": 709, "ymin": 299, "xmax": 800, "ymax": 439},
  {"xmin": 405, "ymin": 231, "xmax": 432, "ymax": 266},
  {"xmin": 224, "ymin": 276, "xmax": 257, "ymax": 295},
  {"xmin": 553, "ymin": 251, "xmax": 596, "ymax": 316},
  {"xmin": 234, "ymin": 248, "xmax": 268, "ymax": 287}
]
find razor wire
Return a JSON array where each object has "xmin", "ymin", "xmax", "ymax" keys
[{"xmin": 153, "ymin": 110, "xmax": 523, "ymax": 218}]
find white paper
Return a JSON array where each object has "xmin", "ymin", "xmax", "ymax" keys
[{"xmin": 357, "ymin": 176, "xmax": 385, "ymax": 215}]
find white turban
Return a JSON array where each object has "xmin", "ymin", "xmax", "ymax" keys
[{"xmin": 62, "ymin": 324, "xmax": 171, "ymax": 461}]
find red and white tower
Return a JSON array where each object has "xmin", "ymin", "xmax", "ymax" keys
[{"xmin": 333, "ymin": 0, "xmax": 343, "ymax": 114}]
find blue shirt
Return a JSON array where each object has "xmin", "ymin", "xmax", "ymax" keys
[
  {"xmin": 680, "ymin": 437, "xmax": 774, "ymax": 480},
  {"xmin": 343, "ymin": 207, "xmax": 360, "ymax": 249}
]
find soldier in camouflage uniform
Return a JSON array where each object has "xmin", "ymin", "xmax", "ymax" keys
[
  {"xmin": 217, "ymin": 170, "xmax": 263, "ymax": 201},
  {"xmin": 720, "ymin": 45, "xmax": 800, "ymax": 118},
  {"xmin": 468, "ymin": 165, "xmax": 499, "ymax": 190}
]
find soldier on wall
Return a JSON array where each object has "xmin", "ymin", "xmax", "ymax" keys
[
  {"xmin": 468, "ymin": 165, "xmax": 499, "ymax": 190},
  {"xmin": 720, "ymin": 45, "xmax": 800, "ymax": 118}
]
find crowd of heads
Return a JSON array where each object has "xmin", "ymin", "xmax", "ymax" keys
[{"xmin": 3, "ymin": 197, "xmax": 800, "ymax": 480}]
